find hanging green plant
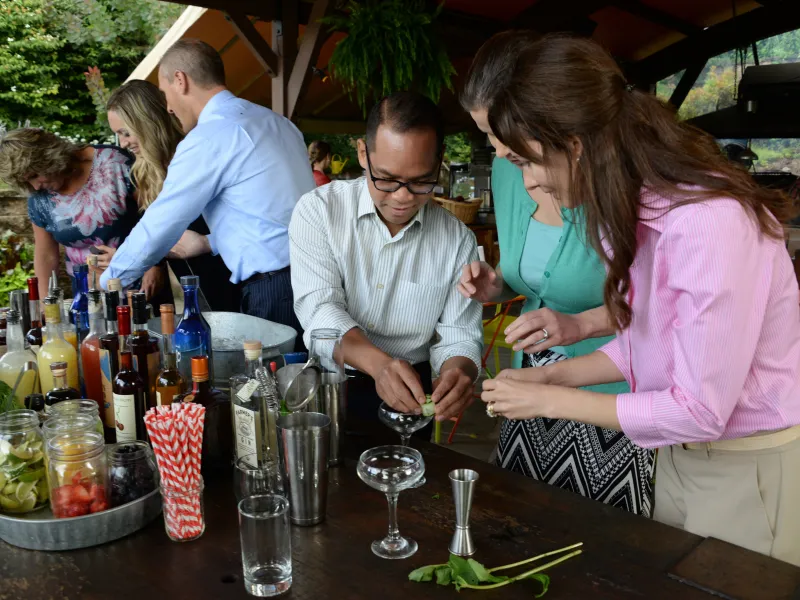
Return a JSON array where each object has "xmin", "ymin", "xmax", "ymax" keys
[{"xmin": 320, "ymin": 0, "xmax": 456, "ymax": 116}]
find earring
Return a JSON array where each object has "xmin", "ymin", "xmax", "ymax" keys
[{"xmin": 576, "ymin": 156, "xmax": 581, "ymax": 164}]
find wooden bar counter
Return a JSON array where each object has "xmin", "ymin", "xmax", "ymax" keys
[{"xmin": 2, "ymin": 427, "xmax": 799, "ymax": 599}]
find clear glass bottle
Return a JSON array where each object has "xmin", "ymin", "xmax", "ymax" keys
[
  {"xmin": 0, "ymin": 309, "xmax": 39, "ymax": 406},
  {"xmin": 25, "ymin": 277, "xmax": 42, "ymax": 352},
  {"xmin": 130, "ymin": 292, "xmax": 160, "ymax": 410},
  {"xmin": 155, "ymin": 304, "xmax": 184, "ymax": 406},
  {"xmin": 176, "ymin": 355, "xmax": 231, "ymax": 474},
  {"xmin": 0, "ymin": 306, "xmax": 8, "ymax": 352},
  {"xmin": 0, "ymin": 409, "xmax": 48, "ymax": 514},
  {"xmin": 47, "ymin": 430, "xmax": 108, "ymax": 518},
  {"xmin": 80, "ymin": 290, "xmax": 105, "ymax": 419},
  {"xmin": 174, "ymin": 276, "xmax": 212, "ymax": 384},
  {"xmin": 44, "ymin": 362, "xmax": 81, "ymax": 415},
  {"xmin": 38, "ymin": 298, "xmax": 79, "ymax": 394},
  {"xmin": 99, "ymin": 289, "xmax": 120, "ymax": 440},
  {"xmin": 112, "ymin": 305, "xmax": 147, "ymax": 443},
  {"xmin": 230, "ymin": 341, "xmax": 279, "ymax": 469}
]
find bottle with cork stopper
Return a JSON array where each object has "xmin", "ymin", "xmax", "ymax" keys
[{"xmin": 155, "ymin": 304, "xmax": 185, "ymax": 406}]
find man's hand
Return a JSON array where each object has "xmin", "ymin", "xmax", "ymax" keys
[
  {"xmin": 140, "ymin": 265, "xmax": 166, "ymax": 300},
  {"xmin": 94, "ymin": 245, "xmax": 116, "ymax": 269},
  {"xmin": 431, "ymin": 367, "xmax": 474, "ymax": 421},
  {"xmin": 374, "ymin": 358, "xmax": 427, "ymax": 414}
]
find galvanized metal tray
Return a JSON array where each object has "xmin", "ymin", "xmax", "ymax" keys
[{"xmin": 0, "ymin": 488, "xmax": 162, "ymax": 551}]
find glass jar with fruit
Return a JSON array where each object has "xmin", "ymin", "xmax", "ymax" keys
[
  {"xmin": 42, "ymin": 414, "xmax": 98, "ymax": 451},
  {"xmin": 47, "ymin": 431, "xmax": 108, "ymax": 518},
  {"xmin": 47, "ymin": 399, "xmax": 104, "ymax": 436},
  {"xmin": 109, "ymin": 441, "xmax": 159, "ymax": 507},
  {"xmin": 0, "ymin": 409, "xmax": 49, "ymax": 514}
]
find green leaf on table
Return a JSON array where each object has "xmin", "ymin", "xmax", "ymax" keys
[
  {"xmin": 435, "ymin": 566, "xmax": 452, "ymax": 586},
  {"xmin": 447, "ymin": 554, "xmax": 481, "ymax": 586},
  {"xmin": 408, "ymin": 565, "xmax": 438, "ymax": 582},
  {"xmin": 431, "ymin": 493, "xmax": 440, "ymax": 500},
  {"xmin": 525, "ymin": 573, "xmax": 550, "ymax": 597},
  {"xmin": 467, "ymin": 558, "xmax": 509, "ymax": 584}
]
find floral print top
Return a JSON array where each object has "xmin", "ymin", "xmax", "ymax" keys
[{"xmin": 28, "ymin": 145, "xmax": 139, "ymax": 276}]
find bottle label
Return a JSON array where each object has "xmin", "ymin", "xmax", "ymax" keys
[
  {"xmin": 233, "ymin": 404, "xmax": 261, "ymax": 466},
  {"xmin": 236, "ymin": 379, "xmax": 261, "ymax": 402},
  {"xmin": 133, "ymin": 351, "xmax": 160, "ymax": 401},
  {"xmin": 99, "ymin": 349, "xmax": 115, "ymax": 429},
  {"xmin": 156, "ymin": 390, "xmax": 163, "ymax": 406},
  {"xmin": 113, "ymin": 393, "xmax": 136, "ymax": 442}
]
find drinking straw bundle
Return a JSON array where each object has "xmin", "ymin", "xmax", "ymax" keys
[{"xmin": 144, "ymin": 403, "xmax": 206, "ymax": 540}]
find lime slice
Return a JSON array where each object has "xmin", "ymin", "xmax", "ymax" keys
[
  {"xmin": 0, "ymin": 472, "xmax": 6, "ymax": 490},
  {"xmin": 422, "ymin": 400, "xmax": 435, "ymax": 417},
  {"xmin": 15, "ymin": 481, "xmax": 35, "ymax": 502},
  {"xmin": 27, "ymin": 451, "xmax": 44, "ymax": 467},
  {"xmin": 0, "ymin": 440, "xmax": 11, "ymax": 455},
  {"xmin": 17, "ymin": 468, "xmax": 44, "ymax": 483},
  {"xmin": 35, "ymin": 480, "xmax": 49, "ymax": 502},
  {"xmin": 2, "ymin": 482, "xmax": 17, "ymax": 495},
  {"xmin": 28, "ymin": 441, "xmax": 43, "ymax": 452},
  {"xmin": 10, "ymin": 445, "xmax": 34, "ymax": 461},
  {"xmin": 18, "ymin": 493, "xmax": 36, "ymax": 512},
  {"xmin": 0, "ymin": 494, "xmax": 20, "ymax": 511},
  {"xmin": 0, "ymin": 453, "xmax": 6, "ymax": 467}
]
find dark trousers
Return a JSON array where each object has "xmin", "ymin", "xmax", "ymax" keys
[
  {"xmin": 240, "ymin": 268, "xmax": 305, "ymax": 351},
  {"xmin": 346, "ymin": 362, "xmax": 434, "ymax": 442}
]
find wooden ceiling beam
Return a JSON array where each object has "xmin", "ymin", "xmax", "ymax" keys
[
  {"xmin": 512, "ymin": 0, "xmax": 607, "ymax": 32},
  {"xmin": 610, "ymin": 0, "xmax": 701, "ymax": 36},
  {"xmin": 226, "ymin": 10, "xmax": 279, "ymax": 77},
  {"xmin": 629, "ymin": 2, "xmax": 800, "ymax": 83},
  {"xmin": 288, "ymin": 0, "xmax": 333, "ymax": 118}
]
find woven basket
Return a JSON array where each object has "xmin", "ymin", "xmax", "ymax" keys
[{"xmin": 434, "ymin": 197, "xmax": 482, "ymax": 224}]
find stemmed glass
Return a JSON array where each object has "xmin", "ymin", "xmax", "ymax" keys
[
  {"xmin": 378, "ymin": 402, "xmax": 432, "ymax": 487},
  {"xmin": 357, "ymin": 445, "xmax": 425, "ymax": 559}
]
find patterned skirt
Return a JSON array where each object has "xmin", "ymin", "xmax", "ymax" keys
[{"xmin": 496, "ymin": 350, "xmax": 655, "ymax": 517}]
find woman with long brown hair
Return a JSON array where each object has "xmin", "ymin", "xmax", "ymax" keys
[{"xmin": 473, "ymin": 32, "xmax": 800, "ymax": 565}]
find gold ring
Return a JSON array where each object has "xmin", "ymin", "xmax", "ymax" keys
[{"xmin": 486, "ymin": 402, "xmax": 497, "ymax": 418}]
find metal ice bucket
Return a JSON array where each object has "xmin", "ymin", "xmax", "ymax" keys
[{"xmin": 148, "ymin": 311, "xmax": 296, "ymax": 391}]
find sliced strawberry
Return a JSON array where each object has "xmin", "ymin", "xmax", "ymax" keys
[
  {"xmin": 71, "ymin": 484, "xmax": 92, "ymax": 505},
  {"xmin": 52, "ymin": 486, "xmax": 73, "ymax": 506},
  {"xmin": 90, "ymin": 499, "xmax": 108, "ymax": 514},
  {"xmin": 63, "ymin": 503, "xmax": 90, "ymax": 518},
  {"xmin": 71, "ymin": 471, "xmax": 84, "ymax": 486}
]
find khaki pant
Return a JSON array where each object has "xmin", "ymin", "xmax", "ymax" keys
[{"xmin": 655, "ymin": 437, "xmax": 800, "ymax": 567}]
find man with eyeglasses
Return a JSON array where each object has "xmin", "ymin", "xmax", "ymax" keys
[{"xmin": 289, "ymin": 91, "xmax": 482, "ymax": 433}]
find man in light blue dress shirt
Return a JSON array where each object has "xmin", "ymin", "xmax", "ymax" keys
[{"xmin": 100, "ymin": 39, "xmax": 315, "ymax": 336}]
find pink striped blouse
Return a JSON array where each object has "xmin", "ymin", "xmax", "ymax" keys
[{"xmin": 599, "ymin": 190, "xmax": 800, "ymax": 449}]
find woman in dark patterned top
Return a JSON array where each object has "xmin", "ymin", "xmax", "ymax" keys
[{"xmin": 0, "ymin": 128, "xmax": 166, "ymax": 300}]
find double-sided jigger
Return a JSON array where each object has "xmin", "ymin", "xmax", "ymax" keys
[{"xmin": 449, "ymin": 468, "xmax": 479, "ymax": 557}]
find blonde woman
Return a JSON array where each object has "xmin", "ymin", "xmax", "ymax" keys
[
  {"xmin": 0, "ymin": 128, "xmax": 161, "ymax": 299},
  {"xmin": 308, "ymin": 140, "xmax": 332, "ymax": 186},
  {"xmin": 105, "ymin": 80, "xmax": 239, "ymax": 311}
]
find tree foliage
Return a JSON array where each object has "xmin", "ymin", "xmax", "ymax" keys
[{"xmin": 0, "ymin": 0, "xmax": 182, "ymax": 141}]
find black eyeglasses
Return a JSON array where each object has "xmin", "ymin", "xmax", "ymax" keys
[{"xmin": 364, "ymin": 145, "xmax": 441, "ymax": 195}]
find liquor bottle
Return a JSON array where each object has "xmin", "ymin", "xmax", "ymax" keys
[
  {"xmin": 0, "ymin": 309, "xmax": 39, "ymax": 405},
  {"xmin": 155, "ymin": 304, "xmax": 184, "ymax": 406},
  {"xmin": 174, "ymin": 276, "xmax": 212, "ymax": 384},
  {"xmin": 99, "ymin": 290, "xmax": 121, "ymax": 439},
  {"xmin": 71, "ymin": 264, "xmax": 90, "ymax": 335},
  {"xmin": 176, "ymin": 355, "xmax": 231, "ymax": 473},
  {"xmin": 38, "ymin": 297, "xmax": 79, "ymax": 393},
  {"xmin": 43, "ymin": 273, "xmax": 78, "ymax": 352},
  {"xmin": 112, "ymin": 305, "xmax": 147, "ymax": 442},
  {"xmin": 230, "ymin": 341, "xmax": 279, "ymax": 468},
  {"xmin": 0, "ymin": 307, "xmax": 7, "ymax": 353},
  {"xmin": 25, "ymin": 277, "xmax": 42, "ymax": 352},
  {"xmin": 80, "ymin": 290, "xmax": 105, "ymax": 420},
  {"xmin": 44, "ymin": 361, "xmax": 81, "ymax": 414},
  {"xmin": 130, "ymin": 292, "xmax": 160, "ymax": 409}
]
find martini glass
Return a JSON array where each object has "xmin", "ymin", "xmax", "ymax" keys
[
  {"xmin": 378, "ymin": 403, "xmax": 432, "ymax": 487},
  {"xmin": 357, "ymin": 445, "xmax": 425, "ymax": 559}
]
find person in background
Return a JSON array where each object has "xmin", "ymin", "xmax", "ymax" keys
[
  {"xmin": 476, "ymin": 33, "xmax": 800, "ymax": 566},
  {"xmin": 309, "ymin": 140, "xmax": 332, "ymax": 187},
  {"xmin": 458, "ymin": 30, "xmax": 653, "ymax": 517},
  {"xmin": 100, "ymin": 39, "xmax": 314, "ymax": 336},
  {"xmin": 0, "ymin": 128, "xmax": 165, "ymax": 300},
  {"xmin": 290, "ymin": 91, "xmax": 482, "ymax": 432},
  {"xmin": 103, "ymin": 79, "xmax": 241, "ymax": 312}
]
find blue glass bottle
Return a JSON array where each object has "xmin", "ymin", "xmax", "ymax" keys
[
  {"xmin": 174, "ymin": 276, "xmax": 213, "ymax": 383},
  {"xmin": 71, "ymin": 264, "xmax": 90, "ymax": 343}
]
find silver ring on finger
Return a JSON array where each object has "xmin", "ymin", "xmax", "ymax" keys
[
  {"xmin": 533, "ymin": 327, "xmax": 549, "ymax": 346},
  {"xmin": 486, "ymin": 402, "xmax": 497, "ymax": 418}
]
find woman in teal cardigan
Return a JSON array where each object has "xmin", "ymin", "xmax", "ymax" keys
[{"xmin": 459, "ymin": 48, "xmax": 654, "ymax": 516}]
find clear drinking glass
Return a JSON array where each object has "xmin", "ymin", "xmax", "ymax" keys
[
  {"xmin": 357, "ymin": 445, "xmax": 425, "ymax": 559},
  {"xmin": 238, "ymin": 494, "xmax": 292, "ymax": 597},
  {"xmin": 378, "ymin": 402, "xmax": 432, "ymax": 487},
  {"xmin": 234, "ymin": 453, "xmax": 285, "ymax": 502}
]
